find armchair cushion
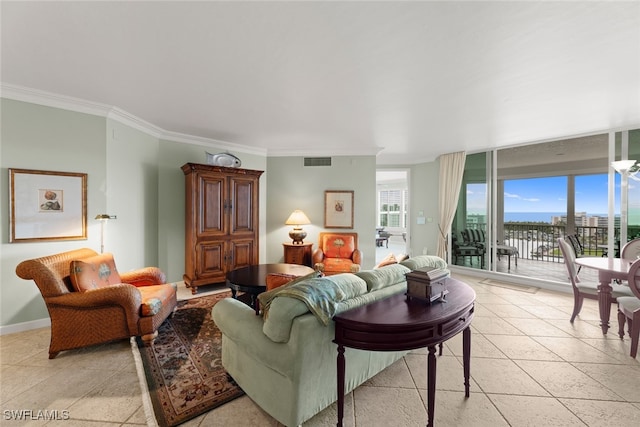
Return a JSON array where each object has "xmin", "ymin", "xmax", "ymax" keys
[
  {"xmin": 70, "ymin": 253, "xmax": 122, "ymax": 292},
  {"xmin": 322, "ymin": 234, "xmax": 355, "ymax": 259},
  {"xmin": 138, "ymin": 285, "xmax": 177, "ymax": 317},
  {"xmin": 324, "ymin": 258, "xmax": 358, "ymax": 273}
]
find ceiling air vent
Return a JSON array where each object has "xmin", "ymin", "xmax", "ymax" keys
[{"xmin": 304, "ymin": 157, "xmax": 332, "ymax": 167}]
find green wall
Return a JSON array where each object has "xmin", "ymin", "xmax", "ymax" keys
[
  {"xmin": 1, "ymin": 99, "xmax": 106, "ymax": 327},
  {"xmin": 266, "ymin": 156, "xmax": 378, "ymax": 269},
  {"xmin": 0, "ymin": 97, "xmax": 440, "ymax": 331}
]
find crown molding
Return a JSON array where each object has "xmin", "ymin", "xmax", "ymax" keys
[
  {"xmin": 267, "ymin": 146, "xmax": 384, "ymax": 158},
  {"xmin": 1, "ymin": 83, "xmax": 113, "ymax": 117},
  {"xmin": 0, "ymin": 82, "xmax": 267, "ymax": 156},
  {"xmin": 161, "ymin": 129, "xmax": 267, "ymax": 156}
]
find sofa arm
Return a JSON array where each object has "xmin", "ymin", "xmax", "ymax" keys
[
  {"xmin": 213, "ymin": 298, "xmax": 268, "ymax": 344},
  {"xmin": 120, "ymin": 267, "xmax": 166, "ymax": 287}
]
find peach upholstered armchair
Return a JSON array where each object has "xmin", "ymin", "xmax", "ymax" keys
[
  {"xmin": 16, "ymin": 248, "xmax": 177, "ymax": 359},
  {"xmin": 312, "ymin": 232, "xmax": 362, "ymax": 275}
]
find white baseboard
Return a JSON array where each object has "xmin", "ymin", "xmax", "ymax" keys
[{"xmin": 0, "ymin": 318, "xmax": 51, "ymax": 336}]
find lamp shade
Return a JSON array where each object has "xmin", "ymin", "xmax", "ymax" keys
[
  {"xmin": 285, "ymin": 210, "xmax": 311, "ymax": 226},
  {"xmin": 612, "ymin": 160, "xmax": 637, "ymax": 174}
]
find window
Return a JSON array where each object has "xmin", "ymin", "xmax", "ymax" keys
[{"xmin": 378, "ymin": 189, "xmax": 406, "ymax": 228}]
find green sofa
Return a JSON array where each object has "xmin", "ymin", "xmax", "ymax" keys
[{"xmin": 212, "ymin": 255, "xmax": 448, "ymax": 427}]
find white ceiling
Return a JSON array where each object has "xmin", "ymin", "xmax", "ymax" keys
[{"xmin": 2, "ymin": 1, "xmax": 639, "ymax": 164}]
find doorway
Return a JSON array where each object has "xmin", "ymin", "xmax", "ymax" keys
[{"xmin": 376, "ymin": 170, "xmax": 409, "ymax": 264}]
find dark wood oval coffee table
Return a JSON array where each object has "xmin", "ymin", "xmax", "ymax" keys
[
  {"xmin": 226, "ymin": 263, "xmax": 314, "ymax": 314},
  {"xmin": 333, "ymin": 277, "xmax": 475, "ymax": 427}
]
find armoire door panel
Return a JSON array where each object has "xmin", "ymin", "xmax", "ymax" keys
[
  {"xmin": 200, "ymin": 176, "xmax": 225, "ymax": 234},
  {"xmin": 230, "ymin": 177, "xmax": 256, "ymax": 234},
  {"xmin": 230, "ymin": 239, "xmax": 255, "ymax": 270},
  {"xmin": 196, "ymin": 242, "xmax": 225, "ymax": 275}
]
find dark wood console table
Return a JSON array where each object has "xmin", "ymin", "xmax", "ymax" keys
[{"xmin": 333, "ymin": 277, "xmax": 475, "ymax": 427}]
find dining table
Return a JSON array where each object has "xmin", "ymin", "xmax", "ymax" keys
[{"xmin": 574, "ymin": 256, "xmax": 632, "ymax": 334}]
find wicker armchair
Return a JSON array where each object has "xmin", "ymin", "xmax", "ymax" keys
[{"xmin": 16, "ymin": 248, "xmax": 177, "ymax": 359}]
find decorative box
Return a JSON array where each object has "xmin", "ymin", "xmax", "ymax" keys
[{"xmin": 405, "ymin": 267, "xmax": 449, "ymax": 303}]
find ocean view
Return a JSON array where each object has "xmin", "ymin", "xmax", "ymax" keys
[{"xmin": 504, "ymin": 212, "xmax": 609, "ymax": 223}]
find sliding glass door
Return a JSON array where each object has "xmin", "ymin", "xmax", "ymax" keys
[{"xmin": 450, "ymin": 129, "xmax": 640, "ymax": 283}]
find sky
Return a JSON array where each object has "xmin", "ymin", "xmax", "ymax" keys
[{"xmin": 467, "ymin": 174, "xmax": 624, "ymax": 215}]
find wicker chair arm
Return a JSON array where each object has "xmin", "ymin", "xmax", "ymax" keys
[
  {"xmin": 120, "ymin": 267, "xmax": 167, "ymax": 287},
  {"xmin": 352, "ymin": 249, "xmax": 363, "ymax": 265},
  {"xmin": 312, "ymin": 248, "xmax": 325, "ymax": 265},
  {"xmin": 47, "ymin": 284, "xmax": 142, "ymax": 312}
]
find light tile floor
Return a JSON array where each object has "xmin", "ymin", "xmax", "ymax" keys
[{"xmin": 1, "ymin": 273, "xmax": 639, "ymax": 426}]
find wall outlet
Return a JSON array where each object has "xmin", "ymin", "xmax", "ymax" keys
[{"xmin": 422, "ymin": 247, "xmax": 428, "ymax": 255}]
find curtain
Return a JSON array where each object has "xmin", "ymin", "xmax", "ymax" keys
[{"xmin": 437, "ymin": 151, "xmax": 466, "ymax": 259}]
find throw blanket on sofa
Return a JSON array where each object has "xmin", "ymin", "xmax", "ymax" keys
[{"xmin": 259, "ymin": 277, "xmax": 363, "ymax": 325}]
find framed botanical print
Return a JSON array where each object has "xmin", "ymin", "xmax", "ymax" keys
[
  {"xmin": 9, "ymin": 168, "xmax": 87, "ymax": 242},
  {"xmin": 324, "ymin": 190, "xmax": 354, "ymax": 228}
]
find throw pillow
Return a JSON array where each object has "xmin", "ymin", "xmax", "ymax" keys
[
  {"xmin": 396, "ymin": 253, "xmax": 410, "ymax": 262},
  {"xmin": 266, "ymin": 273, "xmax": 298, "ymax": 291},
  {"xmin": 69, "ymin": 253, "xmax": 122, "ymax": 292},
  {"xmin": 374, "ymin": 253, "xmax": 397, "ymax": 269}
]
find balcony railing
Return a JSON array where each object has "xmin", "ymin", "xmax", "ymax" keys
[{"xmin": 464, "ymin": 223, "xmax": 615, "ymax": 263}]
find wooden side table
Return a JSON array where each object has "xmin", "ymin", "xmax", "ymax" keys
[
  {"xmin": 283, "ymin": 242, "xmax": 313, "ymax": 267},
  {"xmin": 333, "ymin": 277, "xmax": 475, "ymax": 427}
]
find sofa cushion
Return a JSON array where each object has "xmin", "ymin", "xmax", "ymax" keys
[
  {"xmin": 399, "ymin": 255, "xmax": 448, "ymax": 271},
  {"xmin": 138, "ymin": 284, "xmax": 176, "ymax": 317},
  {"xmin": 356, "ymin": 263, "xmax": 411, "ymax": 292},
  {"xmin": 323, "ymin": 234, "xmax": 355, "ymax": 259},
  {"xmin": 69, "ymin": 253, "xmax": 122, "ymax": 292}
]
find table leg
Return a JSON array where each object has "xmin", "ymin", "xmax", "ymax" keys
[
  {"xmin": 426, "ymin": 345, "xmax": 437, "ymax": 427},
  {"xmin": 597, "ymin": 279, "xmax": 613, "ymax": 335},
  {"xmin": 250, "ymin": 294, "xmax": 260, "ymax": 315},
  {"xmin": 336, "ymin": 345, "xmax": 345, "ymax": 427},
  {"xmin": 463, "ymin": 326, "xmax": 471, "ymax": 397}
]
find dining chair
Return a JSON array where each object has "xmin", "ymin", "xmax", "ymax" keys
[
  {"xmin": 621, "ymin": 238, "xmax": 640, "ymax": 260},
  {"xmin": 557, "ymin": 238, "xmax": 633, "ymax": 323},
  {"xmin": 619, "ymin": 259, "xmax": 640, "ymax": 358}
]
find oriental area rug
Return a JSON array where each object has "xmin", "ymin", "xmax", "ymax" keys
[{"xmin": 133, "ymin": 291, "xmax": 244, "ymax": 427}]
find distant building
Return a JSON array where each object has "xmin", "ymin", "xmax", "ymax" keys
[{"xmin": 551, "ymin": 213, "xmax": 618, "ymax": 228}]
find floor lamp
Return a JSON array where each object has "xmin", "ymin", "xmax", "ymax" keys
[{"xmin": 95, "ymin": 214, "xmax": 117, "ymax": 253}]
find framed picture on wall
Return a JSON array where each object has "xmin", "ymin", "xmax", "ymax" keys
[
  {"xmin": 324, "ymin": 190, "xmax": 354, "ymax": 228},
  {"xmin": 9, "ymin": 168, "xmax": 87, "ymax": 242}
]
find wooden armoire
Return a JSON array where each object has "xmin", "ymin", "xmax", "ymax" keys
[{"xmin": 182, "ymin": 163, "xmax": 263, "ymax": 294}]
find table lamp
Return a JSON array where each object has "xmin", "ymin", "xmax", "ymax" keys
[{"xmin": 285, "ymin": 210, "xmax": 311, "ymax": 244}]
